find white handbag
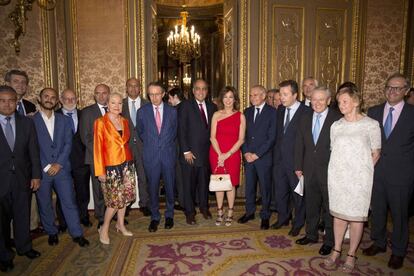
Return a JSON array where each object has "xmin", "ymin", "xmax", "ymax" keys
[{"xmin": 209, "ymin": 166, "xmax": 233, "ymax": 192}]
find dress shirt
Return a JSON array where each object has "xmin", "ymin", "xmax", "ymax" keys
[
  {"xmin": 312, "ymin": 107, "xmax": 329, "ymax": 131},
  {"xmin": 284, "ymin": 101, "xmax": 301, "ymax": 125},
  {"xmin": 254, "ymin": 102, "xmax": 266, "ymax": 118},
  {"xmin": 383, "ymin": 100, "xmax": 404, "ymax": 131},
  {"xmin": 17, "ymin": 99, "xmax": 26, "ymax": 115},
  {"xmin": 304, "ymin": 98, "xmax": 311, "ymax": 107},
  {"xmin": 196, "ymin": 100, "xmax": 208, "ymax": 123},
  {"xmin": 0, "ymin": 113, "xmax": 16, "ymax": 139},
  {"xmin": 62, "ymin": 108, "xmax": 78, "ymax": 131},
  {"xmin": 97, "ymin": 103, "xmax": 107, "ymax": 116},
  {"xmin": 40, "ymin": 111, "xmax": 55, "ymax": 173},
  {"xmin": 128, "ymin": 96, "xmax": 141, "ymax": 112},
  {"xmin": 153, "ymin": 102, "xmax": 164, "ymax": 125}
]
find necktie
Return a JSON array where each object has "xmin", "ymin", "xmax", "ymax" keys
[
  {"xmin": 284, "ymin": 108, "xmax": 291, "ymax": 133},
  {"xmin": 17, "ymin": 101, "xmax": 25, "ymax": 116},
  {"xmin": 155, "ymin": 106, "xmax": 161, "ymax": 134},
  {"xmin": 103, "ymin": 106, "xmax": 108, "ymax": 114},
  {"xmin": 312, "ymin": 113, "xmax": 321, "ymax": 144},
  {"xmin": 199, "ymin": 103, "xmax": 208, "ymax": 128},
  {"xmin": 131, "ymin": 100, "xmax": 137, "ymax": 127},
  {"xmin": 4, "ymin": 117, "xmax": 14, "ymax": 150},
  {"xmin": 384, "ymin": 107, "xmax": 394, "ymax": 139},
  {"xmin": 254, "ymin": 107, "xmax": 260, "ymax": 123},
  {"xmin": 66, "ymin": 112, "xmax": 76, "ymax": 134}
]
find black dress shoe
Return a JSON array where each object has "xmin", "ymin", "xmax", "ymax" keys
[
  {"xmin": 0, "ymin": 260, "xmax": 14, "ymax": 272},
  {"xmin": 48, "ymin": 234, "xmax": 59, "ymax": 246},
  {"xmin": 200, "ymin": 209, "xmax": 212, "ymax": 219},
  {"xmin": 318, "ymin": 244, "xmax": 332, "ymax": 256},
  {"xmin": 148, "ymin": 220, "xmax": 159, "ymax": 232},
  {"xmin": 140, "ymin": 207, "xmax": 151, "ymax": 217},
  {"xmin": 237, "ymin": 213, "xmax": 255, "ymax": 224},
  {"xmin": 388, "ymin": 255, "xmax": 404, "ymax": 270},
  {"xmin": 58, "ymin": 225, "xmax": 67, "ymax": 233},
  {"xmin": 296, "ymin": 236, "xmax": 318, "ymax": 245},
  {"xmin": 186, "ymin": 214, "xmax": 196, "ymax": 225},
  {"xmin": 260, "ymin": 219, "xmax": 270, "ymax": 230},
  {"xmin": 165, "ymin": 218, "xmax": 174, "ymax": 229},
  {"xmin": 270, "ymin": 220, "xmax": 287, "ymax": 229},
  {"xmin": 80, "ymin": 218, "xmax": 92, "ymax": 227},
  {"xmin": 288, "ymin": 227, "xmax": 301, "ymax": 237},
  {"xmin": 362, "ymin": 244, "xmax": 386, "ymax": 256},
  {"xmin": 174, "ymin": 204, "xmax": 184, "ymax": 211},
  {"xmin": 73, "ymin": 236, "xmax": 90, "ymax": 247},
  {"xmin": 18, "ymin": 249, "xmax": 41, "ymax": 259},
  {"xmin": 97, "ymin": 221, "xmax": 104, "ymax": 229},
  {"xmin": 318, "ymin": 222, "xmax": 325, "ymax": 232}
]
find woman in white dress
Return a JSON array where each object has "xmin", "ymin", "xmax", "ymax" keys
[{"xmin": 325, "ymin": 86, "xmax": 381, "ymax": 272}]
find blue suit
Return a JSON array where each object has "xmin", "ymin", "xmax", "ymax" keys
[
  {"xmin": 32, "ymin": 112, "xmax": 83, "ymax": 238},
  {"xmin": 242, "ymin": 104, "xmax": 277, "ymax": 219},
  {"xmin": 137, "ymin": 103, "xmax": 177, "ymax": 221}
]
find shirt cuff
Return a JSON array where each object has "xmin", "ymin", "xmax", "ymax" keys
[
  {"xmin": 183, "ymin": 151, "xmax": 191, "ymax": 155},
  {"xmin": 43, "ymin": 164, "xmax": 51, "ymax": 173}
]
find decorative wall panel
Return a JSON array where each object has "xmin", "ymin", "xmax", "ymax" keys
[
  {"xmin": 271, "ymin": 6, "xmax": 304, "ymax": 88},
  {"xmin": 56, "ymin": 0, "xmax": 68, "ymax": 94},
  {"xmin": 224, "ymin": 9, "xmax": 233, "ymax": 85}
]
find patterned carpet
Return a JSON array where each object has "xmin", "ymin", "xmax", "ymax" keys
[{"xmin": 7, "ymin": 206, "xmax": 414, "ymax": 276}]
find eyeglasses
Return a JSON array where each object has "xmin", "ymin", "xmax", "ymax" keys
[{"xmin": 385, "ymin": 86, "xmax": 407, "ymax": 93}]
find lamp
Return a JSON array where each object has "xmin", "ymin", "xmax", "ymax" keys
[
  {"xmin": 183, "ymin": 73, "xmax": 191, "ymax": 86},
  {"xmin": 0, "ymin": 0, "xmax": 56, "ymax": 54},
  {"xmin": 167, "ymin": 8, "xmax": 201, "ymax": 63}
]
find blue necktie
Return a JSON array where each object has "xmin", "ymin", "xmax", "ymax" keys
[
  {"xmin": 66, "ymin": 112, "xmax": 76, "ymax": 134},
  {"xmin": 384, "ymin": 107, "xmax": 394, "ymax": 139},
  {"xmin": 131, "ymin": 100, "xmax": 137, "ymax": 127},
  {"xmin": 284, "ymin": 108, "xmax": 291, "ymax": 133},
  {"xmin": 312, "ymin": 113, "xmax": 321, "ymax": 144},
  {"xmin": 4, "ymin": 117, "xmax": 15, "ymax": 150},
  {"xmin": 17, "ymin": 101, "xmax": 25, "ymax": 116}
]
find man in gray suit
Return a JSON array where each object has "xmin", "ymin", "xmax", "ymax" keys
[
  {"xmin": 121, "ymin": 78, "xmax": 150, "ymax": 216},
  {"xmin": 79, "ymin": 84, "xmax": 109, "ymax": 228}
]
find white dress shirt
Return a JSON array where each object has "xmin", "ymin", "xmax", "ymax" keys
[
  {"xmin": 97, "ymin": 103, "xmax": 107, "ymax": 116},
  {"xmin": 40, "ymin": 111, "xmax": 55, "ymax": 172},
  {"xmin": 196, "ymin": 100, "xmax": 208, "ymax": 123},
  {"xmin": 62, "ymin": 108, "xmax": 78, "ymax": 131},
  {"xmin": 284, "ymin": 101, "xmax": 301, "ymax": 125}
]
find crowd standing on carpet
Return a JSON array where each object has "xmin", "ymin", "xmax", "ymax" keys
[{"xmin": 0, "ymin": 69, "xmax": 413, "ymax": 273}]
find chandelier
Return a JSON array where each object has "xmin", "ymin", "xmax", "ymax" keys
[
  {"xmin": 183, "ymin": 73, "xmax": 191, "ymax": 86},
  {"xmin": 0, "ymin": 0, "xmax": 56, "ymax": 54},
  {"xmin": 167, "ymin": 9, "xmax": 201, "ymax": 63}
]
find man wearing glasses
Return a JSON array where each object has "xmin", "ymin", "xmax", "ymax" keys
[{"xmin": 364, "ymin": 73, "xmax": 414, "ymax": 270}]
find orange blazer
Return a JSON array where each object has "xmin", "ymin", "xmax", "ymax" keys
[{"xmin": 93, "ymin": 114, "xmax": 133, "ymax": 176}]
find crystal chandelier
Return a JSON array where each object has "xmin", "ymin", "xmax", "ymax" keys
[
  {"xmin": 167, "ymin": 10, "xmax": 201, "ymax": 63},
  {"xmin": 183, "ymin": 73, "xmax": 191, "ymax": 86}
]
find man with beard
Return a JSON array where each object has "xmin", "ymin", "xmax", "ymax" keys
[{"xmin": 32, "ymin": 88, "xmax": 89, "ymax": 247}]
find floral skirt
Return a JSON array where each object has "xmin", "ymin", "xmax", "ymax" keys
[{"xmin": 102, "ymin": 161, "xmax": 136, "ymax": 209}]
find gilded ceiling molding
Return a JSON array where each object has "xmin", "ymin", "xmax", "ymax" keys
[
  {"xmin": 400, "ymin": 0, "xmax": 409, "ymax": 72},
  {"xmin": 259, "ymin": 0, "xmax": 268, "ymax": 87},
  {"xmin": 40, "ymin": 8, "xmax": 52, "ymax": 87},
  {"xmin": 239, "ymin": 0, "xmax": 248, "ymax": 110},
  {"xmin": 69, "ymin": 0, "xmax": 81, "ymax": 105}
]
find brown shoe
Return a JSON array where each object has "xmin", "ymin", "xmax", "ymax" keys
[
  {"xmin": 388, "ymin": 255, "xmax": 404, "ymax": 270},
  {"xmin": 200, "ymin": 209, "xmax": 212, "ymax": 220},
  {"xmin": 186, "ymin": 214, "xmax": 196, "ymax": 225},
  {"xmin": 362, "ymin": 244, "xmax": 386, "ymax": 256}
]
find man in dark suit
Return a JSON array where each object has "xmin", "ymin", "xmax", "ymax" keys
[
  {"xmin": 271, "ymin": 80, "xmax": 309, "ymax": 236},
  {"xmin": 137, "ymin": 82, "xmax": 177, "ymax": 232},
  {"xmin": 0, "ymin": 86, "xmax": 41, "ymax": 272},
  {"xmin": 121, "ymin": 78, "xmax": 150, "ymax": 216},
  {"xmin": 294, "ymin": 87, "xmax": 342, "ymax": 255},
  {"xmin": 238, "ymin": 85, "xmax": 277, "ymax": 229},
  {"xmin": 178, "ymin": 79, "xmax": 217, "ymax": 225},
  {"xmin": 55, "ymin": 89, "xmax": 92, "ymax": 229},
  {"xmin": 364, "ymin": 73, "xmax": 414, "ymax": 270},
  {"xmin": 79, "ymin": 84, "xmax": 109, "ymax": 228},
  {"xmin": 32, "ymin": 88, "xmax": 89, "ymax": 247},
  {"xmin": 301, "ymin": 77, "xmax": 318, "ymax": 107}
]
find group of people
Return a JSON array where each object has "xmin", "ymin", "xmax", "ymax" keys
[{"xmin": 0, "ymin": 69, "xmax": 413, "ymax": 273}]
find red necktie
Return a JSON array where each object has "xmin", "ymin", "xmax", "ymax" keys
[
  {"xmin": 155, "ymin": 106, "xmax": 161, "ymax": 134},
  {"xmin": 199, "ymin": 103, "xmax": 208, "ymax": 128}
]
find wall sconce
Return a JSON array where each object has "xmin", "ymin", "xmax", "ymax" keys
[{"xmin": 0, "ymin": 0, "xmax": 56, "ymax": 54}]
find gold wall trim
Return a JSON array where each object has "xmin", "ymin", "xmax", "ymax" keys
[
  {"xmin": 239, "ymin": 0, "xmax": 248, "ymax": 110},
  {"xmin": 70, "ymin": 0, "xmax": 81, "ymax": 105},
  {"xmin": 400, "ymin": 0, "xmax": 409, "ymax": 72},
  {"xmin": 138, "ymin": 0, "xmax": 146, "ymax": 94},
  {"xmin": 41, "ymin": 8, "xmax": 52, "ymax": 87},
  {"xmin": 259, "ymin": 0, "xmax": 268, "ymax": 86},
  {"xmin": 125, "ymin": 0, "xmax": 131, "ymax": 79},
  {"xmin": 350, "ymin": 0, "xmax": 367, "ymax": 91}
]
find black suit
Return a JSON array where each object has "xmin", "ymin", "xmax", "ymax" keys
[
  {"xmin": 273, "ymin": 103, "xmax": 309, "ymax": 229},
  {"xmin": 294, "ymin": 108, "xmax": 342, "ymax": 245},
  {"xmin": 20, "ymin": 99, "xmax": 36, "ymax": 115},
  {"xmin": 178, "ymin": 99, "xmax": 217, "ymax": 216},
  {"xmin": 0, "ymin": 113, "xmax": 41, "ymax": 262},
  {"xmin": 55, "ymin": 108, "xmax": 90, "ymax": 226},
  {"xmin": 121, "ymin": 97, "xmax": 149, "ymax": 209},
  {"xmin": 367, "ymin": 102, "xmax": 414, "ymax": 257}
]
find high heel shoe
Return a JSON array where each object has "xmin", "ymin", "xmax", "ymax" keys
[
  {"xmin": 324, "ymin": 248, "xmax": 341, "ymax": 267},
  {"xmin": 98, "ymin": 228, "xmax": 110, "ymax": 245},
  {"xmin": 342, "ymin": 253, "xmax": 358, "ymax": 273},
  {"xmin": 215, "ymin": 207, "xmax": 224, "ymax": 226},
  {"xmin": 115, "ymin": 225, "xmax": 133, "ymax": 236},
  {"xmin": 224, "ymin": 208, "xmax": 234, "ymax": 227}
]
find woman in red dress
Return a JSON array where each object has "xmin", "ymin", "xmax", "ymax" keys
[{"xmin": 209, "ymin": 86, "xmax": 246, "ymax": 226}]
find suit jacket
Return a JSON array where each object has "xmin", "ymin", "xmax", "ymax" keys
[
  {"xmin": 368, "ymin": 102, "xmax": 414, "ymax": 186},
  {"xmin": 177, "ymin": 99, "xmax": 217, "ymax": 167},
  {"xmin": 242, "ymin": 104, "xmax": 277, "ymax": 166},
  {"xmin": 93, "ymin": 114, "xmax": 132, "ymax": 176},
  {"xmin": 273, "ymin": 103, "xmax": 310, "ymax": 169},
  {"xmin": 137, "ymin": 103, "xmax": 177, "ymax": 169},
  {"xmin": 121, "ymin": 97, "xmax": 149, "ymax": 158},
  {"xmin": 32, "ymin": 112, "xmax": 73, "ymax": 176},
  {"xmin": 56, "ymin": 108, "xmax": 86, "ymax": 169},
  {"xmin": 0, "ymin": 113, "xmax": 41, "ymax": 197},
  {"xmin": 22, "ymin": 99, "xmax": 36, "ymax": 114},
  {"xmin": 294, "ymin": 108, "xmax": 342, "ymax": 179},
  {"xmin": 79, "ymin": 103, "xmax": 103, "ymax": 165}
]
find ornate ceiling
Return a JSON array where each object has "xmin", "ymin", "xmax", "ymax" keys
[{"xmin": 155, "ymin": 0, "xmax": 223, "ymax": 7}]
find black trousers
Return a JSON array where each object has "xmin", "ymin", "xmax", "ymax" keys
[{"xmin": 181, "ymin": 163, "xmax": 209, "ymax": 216}]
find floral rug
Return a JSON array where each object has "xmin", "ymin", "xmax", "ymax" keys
[{"xmin": 8, "ymin": 207, "xmax": 414, "ymax": 276}]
